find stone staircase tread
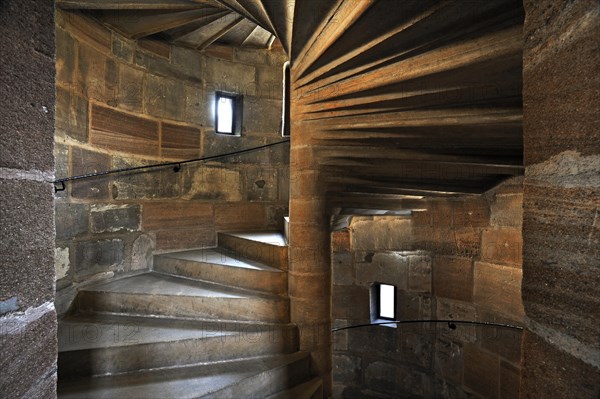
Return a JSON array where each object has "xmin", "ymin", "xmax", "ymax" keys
[
  {"xmin": 58, "ymin": 313, "xmax": 294, "ymax": 352},
  {"xmin": 267, "ymin": 377, "xmax": 323, "ymax": 399},
  {"xmin": 221, "ymin": 231, "xmax": 287, "ymax": 247},
  {"xmin": 159, "ymin": 247, "xmax": 283, "ymax": 273},
  {"xmin": 82, "ymin": 272, "xmax": 278, "ymax": 300},
  {"xmin": 58, "ymin": 352, "xmax": 309, "ymax": 399}
]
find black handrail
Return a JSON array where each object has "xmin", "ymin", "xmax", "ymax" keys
[
  {"xmin": 52, "ymin": 139, "xmax": 290, "ymax": 192},
  {"xmin": 332, "ymin": 319, "xmax": 523, "ymax": 332}
]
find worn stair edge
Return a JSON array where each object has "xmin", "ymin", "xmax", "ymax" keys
[
  {"xmin": 202, "ymin": 351, "xmax": 310, "ymax": 399},
  {"xmin": 58, "ymin": 353, "xmax": 310, "ymax": 399},
  {"xmin": 72, "ymin": 273, "xmax": 290, "ymax": 323},
  {"xmin": 154, "ymin": 248, "xmax": 287, "ymax": 296},
  {"xmin": 58, "ymin": 323, "xmax": 298, "ymax": 379},
  {"xmin": 218, "ymin": 231, "xmax": 289, "ymax": 270},
  {"xmin": 267, "ymin": 377, "xmax": 324, "ymax": 399},
  {"xmin": 74, "ymin": 290, "xmax": 290, "ymax": 323}
]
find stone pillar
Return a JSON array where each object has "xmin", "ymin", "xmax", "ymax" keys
[
  {"xmin": 521, "ymin": 0, "xmax": 600, "ymax": 397},
  {"xmin": 0, "ymin": 0, "xmax": 58, "ymax": 398},
  {"xmin": 289, "ymin": 97, "xmax": 332, "ymax": 395}
]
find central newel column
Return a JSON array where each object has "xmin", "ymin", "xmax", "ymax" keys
[{"xmin": 288, "ymin": 90, "xmax": 332, "ymax": 396}]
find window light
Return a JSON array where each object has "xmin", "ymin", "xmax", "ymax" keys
[
  {"xmin": 215, "ymin": 92, "xmax": 242, "ymax": 136},
  {"xmin": 378, "ymin": 283, "xmax": 396, "ymax": 320}
]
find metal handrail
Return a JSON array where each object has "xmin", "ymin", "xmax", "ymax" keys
[
  {"xmin": 332, "ymin": 319, "xmax": 523, "ymax": 332},
  {"xmin": 52, "ymin": 139, "xmax": 290, "ymax": 192}
]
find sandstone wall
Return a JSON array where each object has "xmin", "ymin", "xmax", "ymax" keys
[
  {"xmin": 332, "ymin": 178, "xmax": 524, "ymax": 398},
  {"xmin": 54, "ymin": 10, "xmax": 288, "ymax": 315},
  {"xmin": 521, "ymin": 0, "xmax": 600, "ymax": 397},
  {"xmin": 0, "ymin": 1, "xmax": 58, "ymax": 397}
]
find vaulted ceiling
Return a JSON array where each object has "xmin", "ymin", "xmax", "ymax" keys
[{"xmin": 56, "ymin": 0, "xmax": 524, "ymax": 207}]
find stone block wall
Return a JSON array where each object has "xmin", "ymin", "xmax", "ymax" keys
[
  {"xmin": 332, "ymin": 178, "xmax": 524, "ymax": 398},
  {"xmin": 54, "ymin": 10, "xmax": 288, "ymax": 315},
  {"xmin": 521, "ymin": 0, "xmax": 600, "ymax": 397},
  {"xmin": 0, "ymin": 1, "xmax": 58, "ymax": 397}
]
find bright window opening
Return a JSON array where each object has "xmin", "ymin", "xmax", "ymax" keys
[
  {"xmin": 378, "ymin": 283, "xmax": 396, "ymax": 320},
  {"xmin": 371, "ymin": 283, "xmax": 397, "ymax": 327},
  {"xmin": 215, "ymin": 92, "xmax": 242, "ymax": 136},
  {"xmin": 217, "ymin": 96, "xmax": 233, "ymax": 134}
]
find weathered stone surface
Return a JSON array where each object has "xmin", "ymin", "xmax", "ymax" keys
[
  {"xmin": 408, "ymin": 254, "xmax": 432, "ymax": 293},
  {"xmin": 161, "ymin": 122, "xmax": 201, "ymax": 160},
  {"xmin": 364, "ymin": 361, "xmax": 426, "ymax": 397},
  {"xmin": 74, "ymin": 239, "xmax": 124, "ymax": 278},
  {"xmin": 56, "ymin": 27, "xmax": 76, "ymax": 85},
  {"xmin": 55, "ymin": 202, "xmax": 89, "ymax": 240},
  {"xmin": 332, "ymin": 230, "xmax": 351, "ymax": 252},
  {"xmin": 130, "ymin": 234, "xmax": 154, "ymax": 271},
  {"xmin": 214, "ymin": 203, "xmax": 267, "ymax": 229},
  {"xmin": 434, "ymin": 339, "xmax": 463, "ymax": 385},
  {"xmin": 332, "ymin": 252, "xmax": 353, "ymax": 286},
  {"xmin": 397, "ymin": 292, "xmax": 432, "ymax": 321},
  {"xmin": 333, "ymin": 354, "xmax": 361, "ymax": 385},
  {"xmin": 202, "ymin": 132, "xmax": 267, "ymax": 162},
  {"xmin": 171, "ymin": 46, "xmax": 201, "ymax": 80},
  {"xmin": 56, "ymin": 85, "xmax": 89, "ymax": 143},
  {"xmin": 143, "ymin": 202, "xmax": 213, "ymax": 230},
  {"xmin": 111, "ymin": 157, "xmax": 181, "ymax": 200},
  {"xmin": 60, "ymin": 10, "xmax": 111, "ymax": 52},
  {"xmin": 451, "ymin": 197, "xmax": 490, "ymax": 227},
  {"xmin": 145, "ymin": 74, "xmax": 187, "ymax": 121},
  {"xmin": 182, "ymin": 163, "xmax": 242, "ymax": 201},
  {"xmin": 520, "ymin": 331, "xmax": 600, "ymax": 398},
  {"xmin": 138, "ymin": 39, "xmax": 171, "ymax": 59},
  {"xmin": 464, "ymin": 344, "xmax": 499, "ymax": 399},
  {"xmin": 55, "ymin": 247, "xmax": 70, "ymax": 281},
  {"xmin": 0, "ymin": 179, "xmax": 55, "ymax": 310},
  {"xmin": 183, "ymin": 83, "xmax": 208, "ymax": 126},
  {"xmin": 111, "ymin": 34, "xmax": 135, "ymax": 63},
  {"xmin": 398, "ymin": 331, "xmax": 434, "ymax": 369},
  {"xmin": 480, "ymin": 326, "xmax": 522, "ymax": 365},
  {"xmin": 117, "ymin": 64, "xmax": 144, "ymax": 112},
  {"xmin": 481, "ymin": 228, "xmax": 522, "ymax": 266},
  {"xmin": 490, "ymin": 193, "xmax": 523, "ymax": 228},
  {"xmin": 234, "ymin": 47, "xmax": 268, "ymax": 66},
  {"xmin": 354, "ymin": 251, "xmax": 409, "ymax": 290},
  {"xmin": 433, "ymin": 256, "xmax": 473, "ymax": 302},
  {"xmin": 243, "ymin": 165, "xmax": 278, "ymax": 201},
  {"xmin": 203, "ymin": 56, "xmax": 256, "ymax": 95},
  {"xmin": 474, "ymin": 261, "xmax": 524, "ymax": 321},
  {"xmin": 436, "ymin": 298, "xmax": 477, "ymax": 343},
  {"xmin": 0, "ymin": 0, "xmax": 55, "ymax": 172},
  {"xmin": 0, "ymin": 305, "xmax": 57, "ymax": 399},
  {"xmin": 289, "ymin": 272, "xmax": 331, "ymax": 302},
  {"xmin": 500, "ymin": 361, "xmax": 520, "ymax": 399},
  {"xmin": 90, "ymin": 204, "xmax": 141, "ymax": 233},
  {"xmin": 256, "ymin": 65, "xmax": 283, "ymax": 100},
  {"xmin": 91, "ymin": 104, "xmax": 159, "ymax": 156},
  {"xmin": 154, "ymin": 228, "xmax": 216, "ymax": 251},
  {"xmin": 77, "ymin": 43, "xmax": 114, "ymax": 104},
  {"xmin": 332, "ymin": 285, "xmax": 369, "ymax": 320},
  {"xmin": 70, "ymin": 146, "xmax": 110, "ymax": 200},
  {"xmin": 244, "ymin": 97, "xmax": 282, "ymax": 135},
  {"xmin": 136, "ymin": 50, "xmax": 200, "ymax": 83},
  {"xmin": 351, "ymin": 217, "xmax": 412, "ymax": 251},
  {"xmin": 523, "ymin": 0, "xmax": 600, "ymax": 165}
]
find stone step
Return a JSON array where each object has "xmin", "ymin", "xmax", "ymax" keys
[
  {"xmin": 73, "ymin": 272, "xmax": 290, "ymax": 323},
  {"xmin": 267, "ymin": 377, "xmax": 323, "ymax": 399},
  {"xmin": 218, "ymin": 231, "xmax": 288, "ymax": 270},
  {"xmin": 58, "ymin": 313, "xmax": 298, "ymax": 379},
  {"xmin": 154, "ymin": 247, "xmax": 287, "ymax": 295},
  {"xmin": 58, "ymin": 352, "xmax": 311, "ymax": 399}
]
